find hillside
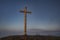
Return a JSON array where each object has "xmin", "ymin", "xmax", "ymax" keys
[{"xmin": 0, "ymin": 35, "xmax": 60, "ymax": 40}]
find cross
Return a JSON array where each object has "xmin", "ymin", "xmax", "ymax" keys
[{"xmin": 19, "ymin": 6, "xmax": 32, "ymax": 40}]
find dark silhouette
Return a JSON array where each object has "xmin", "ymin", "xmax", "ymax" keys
[{"xmin": 0, "ymin": 35, "xmax": 60, "ymax": 40}]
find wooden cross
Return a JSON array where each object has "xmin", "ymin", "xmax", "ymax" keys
[{"xmin": 19, "ymin": 6, "xmax": 32, "ymax": 40}]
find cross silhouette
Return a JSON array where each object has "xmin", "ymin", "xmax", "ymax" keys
[{"xmin": 19, "ymin": 6, "xmax": 32, "ymax": 40}]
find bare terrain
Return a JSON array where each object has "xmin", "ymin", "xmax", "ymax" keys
[{"xmin": 0, "ymin": 35, "xmax": 60, "ymax": 40}]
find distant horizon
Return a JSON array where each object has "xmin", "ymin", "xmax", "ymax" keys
[
  {"xmin": 0, "ymin": 28, "xmax": 60, "ymax": 32},
  {"xmin": 0, "ymin": 28, "xmax": 60, "ymax": 38}
]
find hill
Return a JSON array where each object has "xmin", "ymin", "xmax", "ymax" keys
[{"xmin": 0, "ymin": 35, "xmax": 60, "ymax": 40}]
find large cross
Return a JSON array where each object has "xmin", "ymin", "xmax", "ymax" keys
[{"xmin": 19, "ymin": 6, "xmax": 32, "ymax": 40}]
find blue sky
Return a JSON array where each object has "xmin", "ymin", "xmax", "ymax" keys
[{"xmin": 0, "ymin": 0, "xmax": 60, "ymax": 31}]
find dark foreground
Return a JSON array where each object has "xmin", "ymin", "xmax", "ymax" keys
[{"xmin": 0, "ymin": 35, "xmax": 60, "ymax": 40}]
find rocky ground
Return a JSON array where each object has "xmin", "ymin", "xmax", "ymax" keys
[{"xmin": 0, "ymin": 35, "xmax": 60, "ymax": 40}]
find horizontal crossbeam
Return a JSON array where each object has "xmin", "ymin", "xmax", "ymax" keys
[{"xmin": 20, "ymin": 10, "xmax": 32, "ymax": 14}]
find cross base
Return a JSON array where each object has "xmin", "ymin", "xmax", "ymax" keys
[{"xmin": 24, "ymin": 34, "xmax": 27, "ymax": 40}]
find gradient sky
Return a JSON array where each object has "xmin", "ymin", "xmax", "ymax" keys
[{"xmin": 0, "ymin": 0, "xmax": 60, "ymax": 31}]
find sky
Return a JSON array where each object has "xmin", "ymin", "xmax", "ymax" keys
[{"xmin": 0, "ymin": 0, "xmax": 60, "ymax": 36}]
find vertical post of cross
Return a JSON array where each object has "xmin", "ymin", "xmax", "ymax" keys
[{"xmin": 24, "ymin": 6, "xmax": 27, "ymax": 40}]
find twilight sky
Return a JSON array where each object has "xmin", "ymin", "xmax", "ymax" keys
[{"xmin": 0, "ymin": 0, "xmax": 60, "ymax": 32}]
